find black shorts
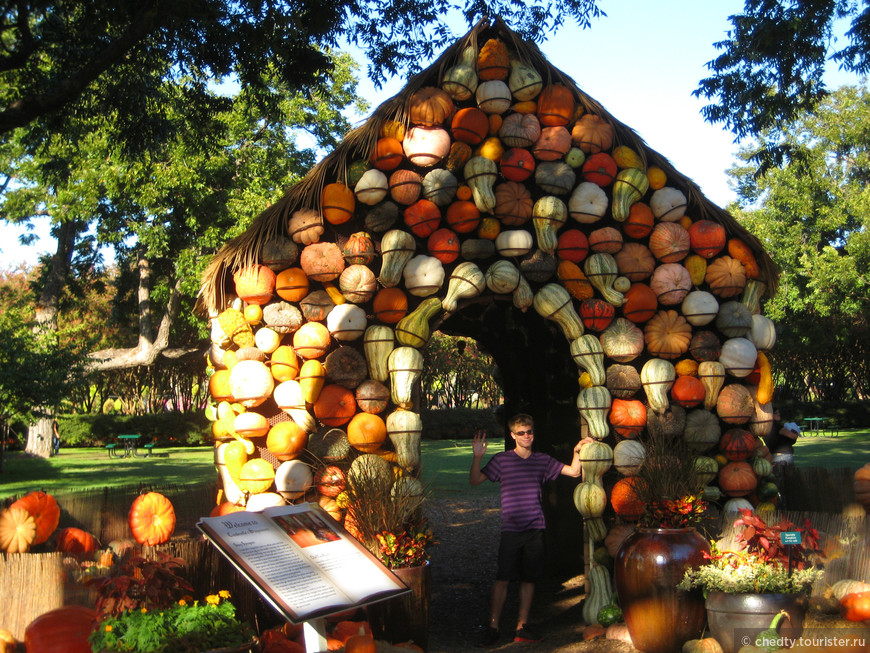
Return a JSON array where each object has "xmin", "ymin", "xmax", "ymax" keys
[{"xmin": 496, "ymin": 529, "xmax": 546, "ymax": 583}]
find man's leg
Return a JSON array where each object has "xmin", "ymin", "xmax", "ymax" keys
[
  {"xmin": 516, "ymin": 581, "xmax": 535, "ymax": 629},
  {"xmin": 489, "ymin": 579, "xmax": 509, "ymax": 628}
]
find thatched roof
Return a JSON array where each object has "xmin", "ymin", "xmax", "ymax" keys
[{"xmin": 197, "ymin": 17, "xmax": 776, "ymax": 316}]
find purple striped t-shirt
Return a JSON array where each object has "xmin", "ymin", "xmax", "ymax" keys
[{"xmin": 481, "ymin": 450, "xmax": 564, "ymax": 532}]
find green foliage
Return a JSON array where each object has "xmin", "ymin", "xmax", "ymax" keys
[
  {"xmin": 57, "ymin": 412, "xmax": 211, "ymax": 447},
  {"xmin": 421, "ymin": 333, "xmax": 503, "ymax": 409},
  {"xmin": 695, "ymin": 0, "xmax": 869, "ymax": 168},
  {"xmin": 729, "ymin": 84, "xmax": 870, "ymax": 401}
]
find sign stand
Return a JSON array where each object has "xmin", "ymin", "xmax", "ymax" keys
[
  {"xmin": 303, "ymin": 618, "xmax": 328, "ymax": 653},
  {"xmin": 780, "ymin": 530, "xmax": 802, "ymax": 576}
]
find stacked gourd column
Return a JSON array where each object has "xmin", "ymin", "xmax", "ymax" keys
[{"xmin": 203, "ymin": 35, "xmax": 780, "ymax": 556}]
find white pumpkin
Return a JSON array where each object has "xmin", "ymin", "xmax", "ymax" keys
[
  {"xmin": 718, "ymin": 337, "xmax": 758, "ymax": 378},
  {"xmin": 354, "ymin": 168, "xmax": 389, "ymax": 205},
  {"xmin": 568, "ymin": 181, "xmax": 608, "ymax": 224},
  {"xmin": 749, "ymin": 313, "xmax": 777, "ymax": 351},
  {"xmin": 228, "ymin": 360, "xmax": 274, "ymax": 408},
  {"xmin": 402, "ymin": 254, "xmax": 445, "ymax": 297},
  {"xmin": 723, "ymin": 497, "xmax": 754, "ymax": 514},
  {"xmin": 649, "ymin": 186, "xmax": 687, "ymax": 222},
  {"xmin": 326, "ymin": 303, "xmax": 367, "ymax": 341},
  {"xmin": 475, "ymin": 80, "xmax": 512, "ymax": 114},
  {"xmin": 613, "ymin": 439, "xmax": 645, "ymax": 476},
  {"xmin": 274, "ymin": 460, "xmax": 314, "ymax": 500},
  {"xmin": 245, "ymin": 492, "xmax": 287, "ymax": 512},
  {"xmin": 254, "ymin": 326, "xmax": 282, "ymax": 354},
  {"xmin": 485, "ymin": 259, "xmax": 521, "ymax": 294},
  {"xmin": 272, "ymin": 380, "xmax": 316, "ymax": 432},
  {"xmin": 681, "ymin": 290, "xmax": 719, "ymax": 326},
  {"xmin": 495, "ymin": 229, "xmax": 534, "ymax": 257}
]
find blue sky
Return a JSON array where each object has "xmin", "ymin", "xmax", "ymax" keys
[{"xmin": 0, "ymin": 0, "xmax": 857, "ymax": 268}]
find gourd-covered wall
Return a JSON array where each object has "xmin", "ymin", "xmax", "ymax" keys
[{"xmin": 196, "ymin": 18, "xmax": 779, "ymax": 569}]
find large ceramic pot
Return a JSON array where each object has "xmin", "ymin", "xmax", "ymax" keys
[
  {"xmin": 366, "ymin": 561, "xmax": 430, "ymax": 649},
  {"xmin": 614, "ymin": 527, "xmax": 710, "ymax": 653},
  {"xmin": 705, "ymin": 591, "xmax": 807, "ymax": 653}
]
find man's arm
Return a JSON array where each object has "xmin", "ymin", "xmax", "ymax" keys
[
  {"xmin": 470, "ymin": 431, "xmax": 489, "ymax": 486},
  {"xmin": 561, "ymin": 437, "xmax": 593, "ymax": 478}
]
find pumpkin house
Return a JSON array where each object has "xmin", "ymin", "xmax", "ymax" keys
[{"xmin": 196, "ymin": 17, "xmax": 780, "ymax": 575}]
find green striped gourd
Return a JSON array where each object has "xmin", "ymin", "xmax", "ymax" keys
[
  {"xmin": 388, "ymin": 346, "xmax": 424, "ymax": 409},
  {"xmin": 442, "ymin": 261, "xmax": 485, "ymax": 312},
  {"xmin": 573, "ymin": 481, "xmax": 608, "ymax": 542},
  {"xmin": 640, "ymin": 358, "xmax": 675, "ymax": 415},
  {"xmin": 576, "ymin": 385, "xmax": 612, "ymax": 440},
  {"xmin": 363, "ymin": 325, "xmax": 394, "ymax": 382},
  {"xmin": 570, "ymin": 334, "xmax": 605, "ymax": 386},
  {"xmin": 533, "ymin": 283, "xmax": 584, "ymax": 340},
  {"xmin": 395, "ymin": 297, "xmax": 442, "ymax": 348},
  {"xmin": 611, "ymin": 168, "xmax": 649, "ymax": 221}
]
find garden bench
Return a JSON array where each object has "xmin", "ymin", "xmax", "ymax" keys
[
  {"xmin": 105, "ymin": 443, "xmax": 118, "ymax": 457},
  {"xmin": 143, "ymin": 442, "xmax": 155, "ymax": 456}
]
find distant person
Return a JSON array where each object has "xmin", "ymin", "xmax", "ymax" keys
[
  {"xmin": 762, "ymin": 410, "xmax": 800, "ymax": 506},
  {"xmin": 52, "ymin": 420, "xmax": 60, "ymax": 456},
  {"xmin": 469, "ymin": 413, "xmax": 586, "ymax": 646}
]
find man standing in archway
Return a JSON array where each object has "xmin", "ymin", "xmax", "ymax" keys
[{"xmin": 469, "ymin": 413, "xmax": 585, "ymax": 646}]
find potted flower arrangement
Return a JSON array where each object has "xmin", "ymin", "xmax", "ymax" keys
[
  {"xmin": 613, "ymin": 435, "xmax": 712, "ymax": 653},
  {"xmin": 679, "ymin": 508, "xmax": 823, "ymax": 653}
]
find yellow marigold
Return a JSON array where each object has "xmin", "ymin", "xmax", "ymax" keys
[
  {"xmin": 206, "ymin": 594, "xmax": 220, "ymax": 606},
  {"xmin": 140, "ymin": 608, "xmax": 148, "ymax": 614},
  {"xmin": 219, "ymin": 590, "xmax": 231, "ymax": 599},
  {"xmin": 105, "ymin": 625, "xmax": 113, "ymax": 633},
  {"xmin": 178, "ymin": 599, "xmax": 187, "ymax": 606}
]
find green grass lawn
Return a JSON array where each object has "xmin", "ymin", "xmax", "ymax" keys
[{"xmin": 0, "ymin": 431, "xmax": 865, "ymax": 501}]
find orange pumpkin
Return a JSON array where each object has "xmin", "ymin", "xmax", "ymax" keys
[
  {"xmin": 854, "ymin": 462, "xmax": 870, "ymax": 511},
  {"xmin": 55, "ymin": 526, "xmax": 98, "ymax": 555},
  {"xmin": 233, "ymin": 264, "xmax": 276, "ymax": 305},
  {"xmin": 292, "ymin": 322, "xmax": 332, "ymax": 359},
  {"xmin": 582, "ymin": 152, "xmax": 618, "ymax": 186},
  {"xmin": 609, "ymin": 398, "xmax": 647, "ymax": 437},
  {"xmin": 129, "ymin": 491, "xmax": 176, "ymax": 546},
  {"xmin": 579, "ymin": 298, "xmax": 616, "ymax": 331},
  {"xmin": 493, "ymin": 181, "xmax": 532, "ymax": 226},
  {"xmin": 209, "ymin": 369, "xmax": 234, "ymax": 401},
  {"xmin": 588, "ymin": 226, "xmax": 624, "ymax": 254},
  {"xmin": 0, "ymin": 505, "xmax": 36, "ymax": 553},
  {"xmin": 719, "ymin": 428, "xmax": 756, "ymax": 461},
  {"xmin": 451, "ymin": 107, "xmax": 490, "ymax": 145},
  {"xmin": 331, "ymin": 620, "xmax": 373, "ymax": 644},
  {"xmin": 622, "ymin": 283, "xmax": 658, "ymax": 323},
  {"xmin": 670, "ymin": 375, "xmax": 706, "ymax": 408},
  {"xmin": 267, "ymin": 420, "xmax": 309, "ymax": 460},
  {"xmin": 716, "ymin": 384, "xmax": 755, "ymax": 424},
  {"xmin": 611, "ymin": 477, "xmax": 647, "ymax": 520},
  {"xmin": 345, "ymin": 634, "xmax": 377, "ymax": 653},
  {"xmin": 24, "ymin": 605, "xmax": 96, "ymax": 653},
  {"xmin": 705, "ymin": 255, "xmax": 747, "ymax": 298},
  {"xmin": 648, "ymin": 222, "xmax": 690, "ymax": 263},
  {"xmin": 427, "ymin": 227, "xmax": 460, "ymax": 264},
  {"xmin": 371, "ymin": 137, "xmax": 404, "ymax": 171},
  {"xmin": 536, "ymin": 84, "xmax": 575, "ymax": 127},
  {"xmin": 445, "ymin": 199, "xmax": 481, "ymax": 233},
  {"xmin": 477, "ymin": 216, "xmax": 501, "ymax": 240},
  {"xmin": 342, "ymin": 231, "xmax": 377, "ymax": 266},
  {"xmin": 275, "ymin": 267, "xmax": 309, "ymax": 302},
  {"xmin": 622, "ymin": 202, "xmax": 655, "ymax": 239},
  {"xmin": 408, "ymin": 86, "xmax": 454, "ymax": 126},
  {"xmin": 300, "ymin": 242, "xmax": 345, "ymax": 283},
  {"xmin": 347, "ymin": 413, "xmax": 387, "ymax": 452},
  {"xmin": 688, "ymin": 220, "xmax": 727, "ymax": 259},
  {"xmin": 403, "ymin": 198, "xmax": 442, "ymax": 237},
  {"xmin": 840, "ymin": 590, "xmax": 870, "ymax": 621},
  {"xmin": 314, "ymin": 384, "xmax": 357, "ymax": 427},
  {"xmin": 499, "ymin": 147, "xmax": 535, "ymax": 182},
  {"xmin": 316, "ymin": 465, "xmax": 347, "ymax": 497},
  {"xmin": 727, "ymin": 237, "xmax": 760, "ymax": 279},
  {"xmin": 718, "ymin": 461, "xmax": 757, "ymax": 497},
  {"xmin": 571, "ymin": 113, "xmax": 614, "ymax": 154},
  {"xmin": 373, "ymin": 287, "xmax": 408, "ymax": 324},
  {"xmin": 322, "ymin": 182, "xmax": 356, "ymax": 225},
  {"xmin": 532, "ymin": 125, "xmax": 572, "ymax": 161},
  {"xmin": 11, "ymin": 490, "xmax": 60, "ymax": 545}
]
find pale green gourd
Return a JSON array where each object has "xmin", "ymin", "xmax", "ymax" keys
[
  {"xmin": 507, "ymin": 58, "xmax": 543, "ymax": 101},
  {"xmin": 576, "ymin": 385, "xmax": 612, "ymax": 440},
  {"xmin": 570, "ymin": 334, "xmax": 606, "ymax": 386},
  {"xmin": 573, "ymin": 481, "xmax": 608, "ymax": 542},
  {"xmin": 579, "ymin": 440, "xmax": 613, "ymax": 486},
  {"xmin": 442, "ymin": 261, "xmax": 485, "ymax": 312},
  {"xmin": 463, "ymin": 156, "xmax": 498, "ymax": 212},
  {"xmin": 362, "ymin": 325, "xmax": 394, "ymax": 382},
  {"xmin": 640, "ymin": 358, "xmax": 676, "ymax": 415},
  {"xmin": 532, "ymin": 195, "xmax": 567, "ymax": 255},
  {"xmin": 584, "ymin": 253, "xmax": 625, "ymax": 306},
  {"xmin": 485, "ymin": 259, "xmax": 521, "ymax": 294},
  {"xmin": 611, "ymin": 168, "xmax": 650, "ymax": 221},
  {"xmin": 698, "ymin": 360, "xmax": 726, "ymax": 411},
  {"xmin": 533, "ymin": 283, "xmax": 585, "ymax": 340},
  {"xmin": 512, "ymin": 274, "xmax": 533, "ymax": 312},
  {"xmin": 388, "ymin": 346, "xmax": 424, "ymax": 409},
  {"xmin": 441, "ymin": 45, "xmax": 479, "ymax": 101},
  {"xmin": 582, "ymin": 563, "xmax": 613, "ymax": 625},
  {"xmin": 386, "ymin": 409, "xmax": 423, "ymax": 473},
  {"xmin": 379, "ymin": 229, "xmax": 416, "ymax": 288}
]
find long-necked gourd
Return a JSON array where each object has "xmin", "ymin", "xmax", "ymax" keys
[
  {"xmin": 576, "ymin": 385, "xmax": 612, "ymax": 440},
  {"xmin": 388, "ymin": 346, "xmax": 424, "ymax": 409},
  {"xmin": 363, "ymin": 325, "xmax": 395, "ymax": 382},
  {"xmin": 640, "ymin": 358, "xmax": 676, "ymax": 414},
  {"xmin": 570, "ymin": 334, "xmax": 606, "ymax": 386},
  {"xmin": 442, "ymin": 261, "xmax": 485, "ymax": 312},
  {"xmin": 584, "ymin": 252, "xmax": 625, "ymax": 306},
  {"xmin": 578, "ymin": 440, "xmax": 613, "ymax": 486},
  {"xmin": 698, "ymin": 360, "xmax": 725, "ymax": 411},
  {"xmin": 395, "ymin": 296, "xmax": 442, "ymax": 348},
  {"xmin": 573, "ymin": 481, "xmax": 608, "ymax": 542},
  {"xmin": 611, "ymin": 168, "xmax": 650, "ymax": 221},
  {"xmin": 272, "ymin": 379, "xmax": 317, "ymax": 432},
  {"xmin": 386, "ymin": 408, "xmax": 424, "ymax": 472},
  {"xmin": 532, "ymin": 195, "xmax": 567, "ymax": 255},
  {"xmin": 379, "ymin": 229, "xmax": 416, "ymax": 287},
  {"xmin": 533, "ymin": 283, "xmax": 584, "ymax": 340}
]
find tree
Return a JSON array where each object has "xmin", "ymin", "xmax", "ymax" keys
[
  {"xmin": 0, "ymin": 0, "xmax": 604, "ymax": 147},
  {"xmin": 695, "ymin": 0, "xmax": 870, "ymax": 170},
  {"xmin": 728, "ymin": 84, "xmax": 870, "ymax": 401},
  {"xmin": 421, "ymin": 333, "xmax": 503, "ymax": 409}
]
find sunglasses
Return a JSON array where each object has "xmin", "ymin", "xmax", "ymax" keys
[{"xmin": 513, "ymin": 429, "xmax": 534, "ymax": 436}]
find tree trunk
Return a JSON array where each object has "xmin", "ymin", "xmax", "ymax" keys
[{"xmin": 436, "ymin": 297, "xmax": 585, "ymax": 576}]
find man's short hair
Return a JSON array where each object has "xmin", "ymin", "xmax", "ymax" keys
[{"xmin": 508, "ymin": 413, "xmax": 534, "ymax": 432}]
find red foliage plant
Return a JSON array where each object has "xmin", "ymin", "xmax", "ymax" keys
[
  {"xmin": 732, "ymin": 508, "xmax": 820, "ymax": 570},
  {"xmin": 85, "ymin": 550, "xmax": 194, "ymax": 619}
]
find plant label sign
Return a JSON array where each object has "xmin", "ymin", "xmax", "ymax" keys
[{"xmin": 780, "ymin": 531, "xmax": 802, "ymax": 545}]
